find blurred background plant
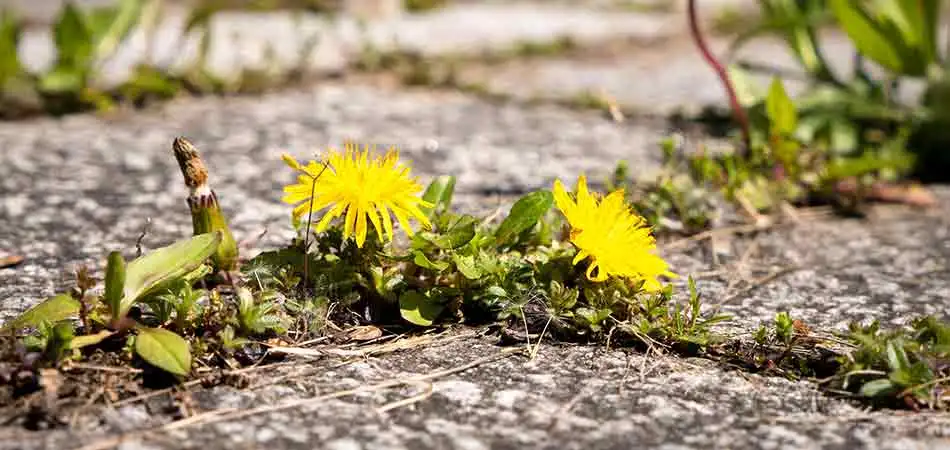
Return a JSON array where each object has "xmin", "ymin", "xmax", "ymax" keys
[
  {"xmin": 719, "ymin": 0, "xmax": 950, "ymax": 185},
  {"xmin": 0, "ymin": 0, "xmax": 447, "ymax": 118},
  {"xmin": 617, "ymin": 0, "xmax": 949, "ymax": 234}
]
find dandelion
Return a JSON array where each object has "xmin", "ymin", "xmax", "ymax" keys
[
  {"xmin": 553, "ymin": 175, "xmax": 675, "ymax": 291},
  {"xmin": 281, "ymin": 142, "xmax": 433, "ymax": 248}
]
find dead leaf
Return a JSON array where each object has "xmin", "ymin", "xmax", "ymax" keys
[
  {"xmin": 835, "ymin": 179, "xmax": 937, "ymax": 208},
  {"xmin": 869, "ymin": 183, "xmax": 937, "ymax": 208},
  {"xmin": 347, "ymin": 325, "xmax": 383, "ymax": 342},
  {"xmin": 0, "ymin": 255, "xmax": 24, "ymax": 269}
]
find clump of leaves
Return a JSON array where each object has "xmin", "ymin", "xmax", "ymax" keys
[
  {"xmin": 249, "ymin": 160, "xmax": 725, "ymax": 357},
  {"xmin": 720, "ymin": 0, "xmax": 947, "ymax": 183},
  {"xmin": 0, "ymin": 0, "xmax": 326, "ymax": 119},
  {"xmin": 607, "ymin": 138, "xmax": 725, "ymax": 234},
  {"xmin": 3, "ymin": 232, "xmax": 223, "ymax": 376},
  {"xmin": 834, "ymin": 317, "xmax": 950, "ymax": 410}
]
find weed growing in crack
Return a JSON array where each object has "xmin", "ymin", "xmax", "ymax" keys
[
  {"xmin": 2, "ymin": 137, "xmax": 719, "ymax": 385},
  {"xmin": 2, "ymin": 136, "xmax": 949, "ymax": 416}
]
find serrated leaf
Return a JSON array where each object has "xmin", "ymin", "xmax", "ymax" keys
[
  {"xmin": 399, "ymin": 291, "xmax": 443, "ymax": 326},
  {"xmin": 420, "ymin": 175, "xmax": 456, "ymax": 218},
  {"xmin": 2, "ymin": 294, "xmax": 80, "ymax": 332},
  {"xmin": 495, "ymin": 190, "xmax": 553, "ymax": 246},
  {"xmin": 859, "ymin": 378, "xmax": 896, "ymax": 397},
  {"xmin": 135, "ymin": 326, "xmax": 192, "ymax": 376},
  {"xmin": 413, "ymin": 251, "xmax": 449, "ymax": 272},
  {"xmin": 766, "ymin": 77, "xmax": 797, "ymax": 137},
  {"xmin": 122, "ymin": 232, "xmax": 221, "ymax": 316},
  {"xmin": 453, "ymin": 254, "xmax": 482, "ymax": 280},
  {"xmin": 424, "ymin": 215, "xmax": 477, "ymax": 249}
]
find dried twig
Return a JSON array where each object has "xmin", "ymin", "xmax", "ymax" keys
[
  {"xmin": 135, "ymin": 217, "xmax": 151, "ymax": 258},
  {"xmin": 662, "ymin": 223, "xmax": 773, "ymax": 251}
]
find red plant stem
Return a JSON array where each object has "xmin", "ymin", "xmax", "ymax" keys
[{"xmin": 687, "ymin": 0, "xmax": 751, "ymax": 154}]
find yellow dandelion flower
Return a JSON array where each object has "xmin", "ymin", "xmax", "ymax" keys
[
  {"xmin": 553, "ymin": 175, "xmax": 676, "ymax": 291},
  {"xmin": 281, "ymin": 142, "xmax": 433, "ymax": 248}
]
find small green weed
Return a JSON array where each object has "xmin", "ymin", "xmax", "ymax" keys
[{"xmin": 832, "ymin": 317, "xmax": 950, "ymax": 409}]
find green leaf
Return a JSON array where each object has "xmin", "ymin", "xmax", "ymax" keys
[
  {"xmin": 0, "ymin": 10, "xmax": 23, "ymax": 85},
  {"xmin": 46, "ymin": 322, "xmax": 75, "ymax": 361},
  {"xmin": 122, "ymin": 64, "xmax": 182, "ymax": 100},
  {"xmin": 726, "ymin": 65, "xmax": 764, "ymax": 106},
  {"xmin": 69, "ymin": 330, "xmax": 115, "ymax": 349},
  {"xmin": 885, "ymin": 340, "xmax": 910, "ymax": 371},
  {"xmin": 413, "ymin": 251, "xmax": 449, "ymax": 272},
  {"xmin": 916, "ymin": 0, "xmax": 941, "ymax": 65},
  {"xmin": 495, "ymin": 190, "xmax": 553, "ymax": 246},
  {"xmin": 766, "ymin": 77, "xmax": 798, "ymax": 137},
  {"xmin": 420, "ymin": 175, "xmax": 456, "ymax": 218},
  {"xmin": 859, "ymin": 378, "xmax": 896, "ymax": 397},
  {"xmin": 135, "ymin": 326, "xmax": 192, "ymax": 376},
  {"xmin": 104, "ymin": 251, "xmax": 126, "ymax": 320},
  {"xmin": 53, "ymin": 3, "xmax": 93, "ymax": 68},
  {"xmin": 122, "ymin": 232, "xmax": 221, "ymax": 318},
  {"xmin": 2, "ymin": 294, "xmax": 80, "ymax": 332},
  {"xmin": 90, "ymin": 0, "xmax": 144, "ymax": 61},
  {"xmin": 485, "ymin": 285, "xmax": 507, "ymax": 298},
  {"xmin": 38, "ymin": 66, "xmax": 84, "ymax": 93},
  {"xmin": 829, "ymin": 0, "xmax": 905, "ymax": 74},
  {"xmin": 453, "ymin": 254, "xmax": 482, "ymax": 280},
  {"xmin": 399, "ymin": 291, "xmax": 444, "ymax": 326},
  {"xmin": 433, "ymin": 215, "xmax": 478, "ymax": 249}
]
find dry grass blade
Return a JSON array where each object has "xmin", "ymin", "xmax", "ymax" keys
[
  {"xmin": 374, "ymin": 381, "xmax": 434, "ymax": 414},
  {"xmin": 268, "ymin": 330, "xmax": 478, "ymax": 360},
  {"xmin": 711, "ymin": 265, "xmax": 801, "ymax": 314},
  {"xmin": 63, "ymin": 363, "xmax": 143, "ymax": 374},
  {"xmin": 0, "ymin": 255, "xmax": 25, "ymax": 269},
  {"xmin": 110, "ymin": 361, "xmax": 298, "ymax": 408},
  {"xmin": 662, "ymin": 223, "xmax": 774, "ymax": 251}
]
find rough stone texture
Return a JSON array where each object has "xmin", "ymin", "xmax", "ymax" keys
[
  {"xmin": 4, "ymin": 332, "xmax": 950, "ymax": 450},
  {"xmin": 1, "ymin": 80, "xmax": 950, "ymax": 449},
  {"xmin": 457, "ymin": 29, "xmax": 927, "ymax": 116},
  {"xmin": 3, "ymin": 1, "xmax": 950, "ymax": 449}
]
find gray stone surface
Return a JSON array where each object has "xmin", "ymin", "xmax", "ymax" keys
[
  {"xmin": 3, "ymin": 1, "xmax": 950, "ymax": 448},
  {"xmin": 4, "ymin": 332, "xmax": 950, "ymax": 450},
  {"xmin": 1, "ymin": 79, "xmax": 950, "ymax": 449},
  {"xmin": 457, "ymin": 29, "xmax": 926, "ymax": 116}
]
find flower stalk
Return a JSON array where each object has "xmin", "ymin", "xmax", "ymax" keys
[{"xmin": 172, "ymin": 137, "xmax": 239, "ymax": 273}]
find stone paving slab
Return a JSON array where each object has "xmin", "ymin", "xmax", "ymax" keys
[
  {"xmin": 1, "ymin": 80, "xmax": 950, "ymax": 449},
  {"xmin": 455, "ymin": 29, "xmax": 929, "ymax": 116},
  {"xmin": 15, "ymin": 2, "xmax": 685, "ymax": 86},
  {"xmin": 4, "ymin": 331, "xmax": 950, "ymax": 450}
]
